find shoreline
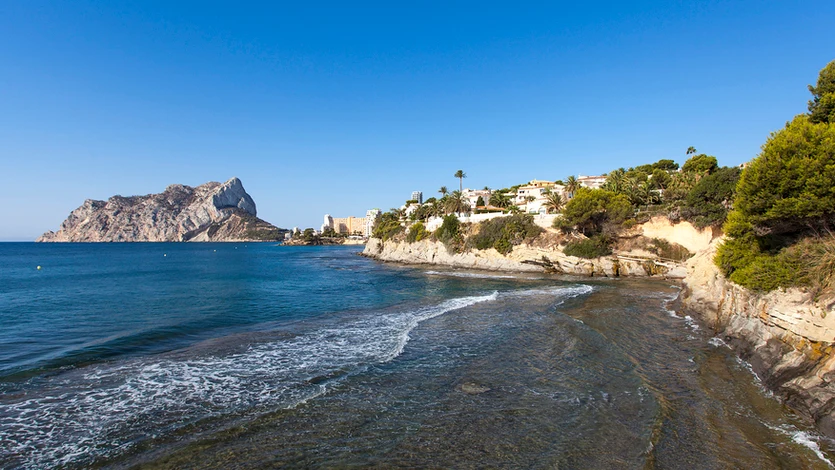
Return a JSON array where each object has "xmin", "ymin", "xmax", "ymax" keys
[{"xmin": 363, "ymin": 231, "xmax": 835, "ymax": 440}]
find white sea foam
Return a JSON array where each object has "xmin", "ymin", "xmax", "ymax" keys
[
  {"xmin": 425, "ymin": 270, "xmax": 521, "ymax": 280},
  {"xmin": 502, "ymin": 284, "xmax": 594, "ymax": 301},
  {"xmin": 683, "ymin": 315, "xmax": 700, "ymax": 331},
  {"xmin": 0, "ymin": 292, "xmax": 498, "ymax": 468},
  {"xmin": 708, "ymin": 336, "xmax": 730, "ymax": 349},
  {"xmin": 765, "ymin": 423, "xmax": 834, "ymax": 467}
]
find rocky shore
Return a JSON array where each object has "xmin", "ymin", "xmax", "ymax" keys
[
  {"xmin": 362, "ymin": 217, "xmax": 835, "ymax": 438},
  {"xmin": 680, "ymin": 239, "xmax": 835, "ymax": 437}
]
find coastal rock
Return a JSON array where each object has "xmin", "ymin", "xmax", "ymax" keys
[
  {"xmin": 362, "ymin": 237, "xmax": 686, "ymax": 279},
  {"xmin": 37, "ymin": 177, "xmax": 286, "ymax": 242},
  {"xmin": 681, "ymin": 238, "xmax": 835, "ymax": 437}
]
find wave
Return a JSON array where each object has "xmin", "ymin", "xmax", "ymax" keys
[
  {"xmin": 765, "ymin": 423, "xmax": 834, "ymax": 467},
  {"xmin": 424, "ymin": 270, "xmax": 523, "ymax": 280},
  {"xmin": 0, "ymin": 292, "xmax": 498, "ymax": 468}
]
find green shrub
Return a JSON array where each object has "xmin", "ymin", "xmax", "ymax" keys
[
  {"xmin": 406, "ymin": 222, "xmax": 429, "ymax": 243},
  {"xmin": 648, "ymin": 238, "xmax": 692, "ymax": 262},
  {"xmin": 435, "ymin": 215, "xmax": 461, "ymax": 244},
  {"xmin": 681, "ymin": 166, "xmax": 741, "ymax": 228},
  {"xmin": 469, "ymin": 214, "xmax": 543, "ymax": 254},
  {"xmin": 728, "ymin": 251, "xmax": 803, "ymax": 292},
  {"xmin": 563, "ymin": 235, "xmax": 612, "ymax": 259},
  {"xmin": 372, "ymin": 212, "xmax": 404, "ymax": 241},
  {"xmin": 556, "ymin": 188, "xmax": 632, "ymax": 235}
]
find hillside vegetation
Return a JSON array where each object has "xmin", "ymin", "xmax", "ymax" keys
[{"xmin": 715, "ymin": 60, "xmax": 835, "ymax": 296}]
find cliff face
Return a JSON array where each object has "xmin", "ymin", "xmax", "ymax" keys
[
  {"xmin": 362, "ymin": 234, "xmax": 688, "ymax": 280},
  {"xmin": 37, "ymin": 177, "xmax": 286, "ymax": 242},
  {"xmin": 681, "ymin": 239, "xmax": 835, "ymax": 437}
]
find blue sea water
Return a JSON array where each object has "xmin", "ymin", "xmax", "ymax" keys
[{"xmin": 1, "ymin": 243, "xmax": 834, "ymax": 469}]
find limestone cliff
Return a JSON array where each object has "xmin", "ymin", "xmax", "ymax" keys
[
  {"xmin": 681, "ymin": 238, "xmax": 835, "ymax": 437},
  {"xmin": 37, "ymin": 177, "xmax": 286, "ymax": 242},
  {"xmin": 360, "ymin": 217, "xmax": 703, "ymax": 279}
]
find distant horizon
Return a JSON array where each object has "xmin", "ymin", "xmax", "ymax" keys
[{"xmin": 2, "ymin": 1, "xmax": 834, "ymax": 240}]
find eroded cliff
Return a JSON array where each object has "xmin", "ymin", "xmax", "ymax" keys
[
  {"xmin": 37, "ymin": 177, "xmax": 286, "ymax": 242},
  {"xmin": 681, "ymin": 238, "xmax": 835, "ymax": 437}
]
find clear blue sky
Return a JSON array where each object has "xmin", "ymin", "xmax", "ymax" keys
[{"xmin": 1, "ymin": 1, "xmax": 833, "ymax": 240}]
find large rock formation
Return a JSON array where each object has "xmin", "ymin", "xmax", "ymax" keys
[
  {"xmin": 681, "ymin": 238, "xmax": 835, "ymax": 437},
  {"xmin": 37, "ymin": 177, "xmax": 286, "ymax": 242},
  {"xmin": 361, "ymin": 220, "xmax": 691, "ymax": 280}
]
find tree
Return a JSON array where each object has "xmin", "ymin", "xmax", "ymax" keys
[
  {"xmin": 682, "ymin": 166, "xmax": 741, "ymax": 227},
  {"xmin": 733, "ymin": 115, "xmax": 835, "ymax": 235},
  {"xmin": 602, "ymin": 169, "xmax": 626, "ymax": 194},
  {"xmin": 652, "ymin": 159, "xmax": 679, "ymax": 171},
  {"xmin": 564, "ymin": 176, "xmax": 580, "ymax": 199},
  {"xmin": 682, "ymin": 154, "xmax": 718, "ymax": 176},
  {"xmin": 543, "ymin": 190, "xmax": 566, "ymax": 214},
  {"xmin": 809, "ymin": 60, "xmax": 835, "ymax": 124},
  {"xmin": 476, "ymin": 196, "xmax": 485, "ymax": 207},
  {"xmin": 686, "ymin": 146, "xmax": 697, "ymax": 156},
  {"xmin": 650, "ymin": 168, "xmax": 671, "ymax": 189},
  {"xmin": 454, "ymin": 170, "xmax": 467, "ymax": 193},
  {"xmin": 439, "ymin": 186, "xmax": 448, "ymax": 197},
  {"xmin": 556, "ymin": 188, "xmax": 633, "ymax": 235},
  {"xmin": 490, "ymin": 192, "xmax": 511, "ymax": 208},
  {"xmin": 445, "ymin": 190, "xmax": 470, "ymax": 215}
]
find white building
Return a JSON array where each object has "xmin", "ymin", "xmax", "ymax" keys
[
  {"xmin": 461, "ymin": 188, "xmax": 492, "ymax": 209},
  {"xmin": 513, "ymin": 180, "xmax": 565, "ymax": 214},
  {"xmin": 411, "ymin": 191, "xmax": 423, "ymax": 204},
  {"xmin": 577, "ymin": 175, "xmax": 607, "ymax": 189},
  {"xmin": 364, "ymin": 209, "xmax": 381, "ymax": 238}
]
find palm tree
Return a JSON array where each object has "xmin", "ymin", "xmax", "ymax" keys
[
  {"xmin": 686, "ymin": 146, "xmax": 697, "ymax": 156},
  {"xmin": 639, "ymin": 181, "xmax": 660, "ymax": 208},
  {"xmin": 543, "ymin": 190, "xmax": 566, "ymax": 214},
  {"xmin": 439, "ymin": 186, "xmax": 448, "ymax": 197},
  {"xmin": 445, "ymin": 190, "xmax": 470, "ymax": 215},
  {"xmin": 454, "ymin": 170, "xmax": 466, "ymax": 193},
  {"xmin": 489, "ymin": 192, "xmax": 511, "ymax": 208},
  {"xmin": 564, "ymin": 175, "xmax": 579, "ymax": 199},
  {"xmin": 603, "ymin": 169, "xmax": 626, "ymax": 194}
]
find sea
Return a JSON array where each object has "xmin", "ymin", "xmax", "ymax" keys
[{"xmin": 1, "ymin": 242, "xmax": 834, "ymax": 469}]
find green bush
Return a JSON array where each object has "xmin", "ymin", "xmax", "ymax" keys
[
  {"xmin": 372, "ymin": 212, "xmax": 404, "ymax": 241},
  {"xmin": 734, "ymin": 115, "xmax": 835, "ymax": 235},
  {"xmin": 681, "ymin": 166, "xmax": 741, "ymax": 228},
  {"xmin": 434, "ymin": 215, "xmax": 461, "ymax": 244},
  {"xmin": 470, "ymin": 214, "xmax": 543, "ymax": 254},
  {"xmin": 563, "ymin": 235, "xmax": 612, "ymax": 259},
  {"xmin": 556, "ymin": 188, "xmax": 633, "ymax": 235},
  {"xmin": 648, "ymin": 238, "xmax": 692, "ymax": 262},
  {"xmin": 406, "ymin": 222, "xmax": 429, "ymax": 243}
]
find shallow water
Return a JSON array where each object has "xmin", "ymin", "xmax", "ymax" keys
[{"xmin": 1, "ymin": 244, "xmax": 833, "ymax": 468}]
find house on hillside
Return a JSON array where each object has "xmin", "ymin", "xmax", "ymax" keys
[
  {"xmin": 513, "ymin": 180, "xmax": 566, "ymax": 214},
  {"xmin": 577, "ymin": 175, "xmax": 607, "ymax": 189}
]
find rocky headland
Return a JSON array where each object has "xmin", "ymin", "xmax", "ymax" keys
[
  {"xmin": 362, "ymin": 216, "xmax": 835, "ymax": 438},
  {"xmin": 37, "ymin": 177, "xmax": 286, "ymax": 242}
]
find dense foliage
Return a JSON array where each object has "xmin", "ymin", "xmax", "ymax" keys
[
  {"xmin": 681, "ymin": 166, "xmax": 741, "ymax": 228},
  {"xmin": 406, "ymin": 221, "xmax": 430, "ymax": 243},
  {"xmin": 434, "ymin": 214, "xmax": 461, "ymax": 245},
  {"xmin": 372, "ymin": 211, "xmax": 404, "ymax": 241},
  {"xmin": 555, "ymin": 188, "xmax": 632, "ymax": 235},
  {"xmin": 469, "ymin": 214, "xmax": 543, "ymax": 254},
  {"xmin": 733, "ymin": 116, "xmax": 835, "ymax": 235},
  {"xmin": 809, "ymin": 60, "xmax": 835, "ymax": 124},
  {"xmin": 563, "ymin": 235, "xmax": 612, "ymax": 259},
  {"xmin": 715, "ymin": 59, "xmax": 835, "ymax": 293}
]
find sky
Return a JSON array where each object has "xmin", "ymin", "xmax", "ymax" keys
[{"xmin": 1, "ymin": 1, "xmax": 833, "ymax": 240}]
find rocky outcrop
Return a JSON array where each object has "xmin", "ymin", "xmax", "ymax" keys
[
  {"xmin": 681, "ymin": 238, "xmax": 835, "ymax": 437},
  {"xmin": 37, "ymin": 177, "xmax": 286, "ymax": 242},
  {"xmin": 362, "ymin": 237, "xmax": 687, "ymax": 279}
]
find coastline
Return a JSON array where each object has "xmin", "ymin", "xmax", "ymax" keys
[{"xmin": 362, "ymin": 221, "xmax": 835, "ymax": 440}]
